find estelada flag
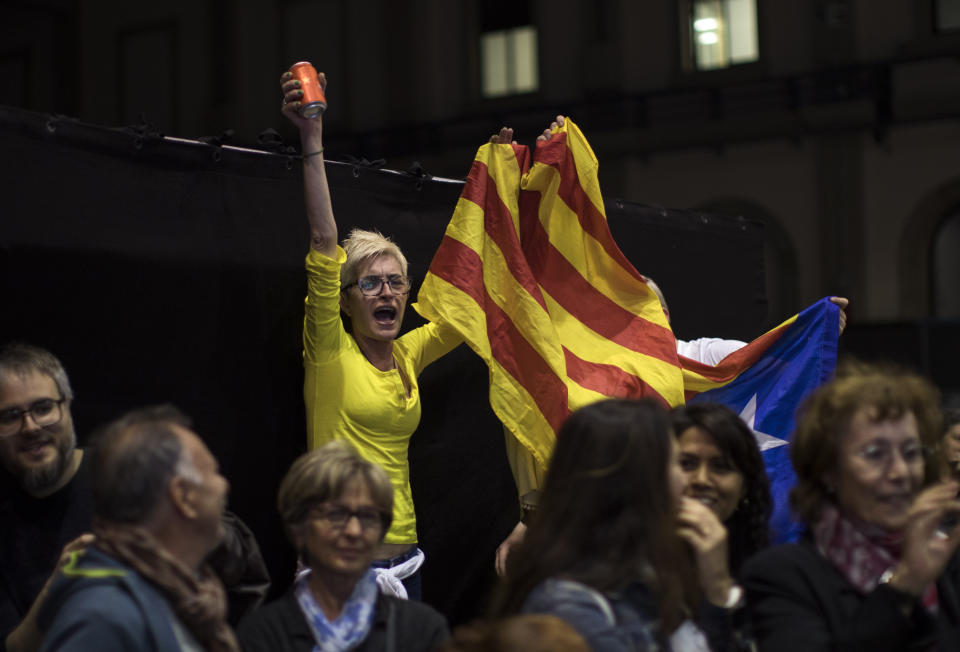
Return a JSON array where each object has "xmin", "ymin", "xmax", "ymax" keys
[
  {"xmin": 414, "ymin": 118, "xmax": 684, "ymax": 479},
  {"xmin": 683, "ymin": 297, "xmax": 841, "ymax": 542}
]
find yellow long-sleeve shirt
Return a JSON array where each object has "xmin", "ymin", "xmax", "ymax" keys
[{"xmin": 303, "ymin": 247, "xmax": 461, "ymax": 543}]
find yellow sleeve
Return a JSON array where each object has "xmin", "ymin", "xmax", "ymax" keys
[
  {"xmin": 397, "ymin": 320, "xmax": 463, "ymax": 376},
  {"xmin": 303, "ymin": 247, "xmax": 349, "ymax": 364}
]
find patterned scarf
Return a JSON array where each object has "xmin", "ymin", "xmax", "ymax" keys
[
  {"xmin": 92, "ymin": 520, "xmax": 240, "ymax": 652},
  {"xmin": 295, "ymin": 568, "xmax": 378, "ymax": 652},
  {"xmin": 813, "ymin": 503, "xmax": 938, "ymax": 610}
]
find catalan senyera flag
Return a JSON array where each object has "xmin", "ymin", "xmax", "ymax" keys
[
  {"xmin": 414, "ymin": 119, "xmax": 684, "ymax": 478},
  {"xmin": 415, "ymin": 119, "xmax": 839, "ymax": 540},
  {"xmin": 683, "ymin": 297, "xmax": 841, "ymax": 543}
]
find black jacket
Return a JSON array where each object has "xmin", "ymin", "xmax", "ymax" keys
[
  {"xmin": 237, "ymin": 589, "xmax": 449, "ymax": 652},
  {"xmin": 742, "ymin": 538, "xmax": 960, "ymax": 652}
]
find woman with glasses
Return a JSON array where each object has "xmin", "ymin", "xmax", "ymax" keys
[
  {"xmin": 491, "ymin": 399, "xmax": 745, "ymax": 651},
  {"xmin": 237, "ymin": 440, "xmax": 449, "ymax": 651},
  {"xmin": 742, "ymin": 364, "xmax": 960, "ymax": 651},
  {"xmin": 279, "ymin": 66, "xmax": 469, "ymax": 597}
]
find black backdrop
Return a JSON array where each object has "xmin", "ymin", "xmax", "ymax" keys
[{"xmin": 0, "ymin": 105, "xmax": 766, "ymax": 624}]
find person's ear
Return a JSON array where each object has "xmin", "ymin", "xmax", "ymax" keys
[
  {"xmin": 339, "ymin": 291, "xmax": 352, "ymax": 317},
  {"xmin": 169, "ymin": 476, "xmax": 198, "ymax": 519}
]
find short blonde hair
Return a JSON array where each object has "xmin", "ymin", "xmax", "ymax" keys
[
  {"xmin": 340, "ymin": 229, "xmax": 409, "ymax": 289},
  {"xmin": 277, "ymin": 440, "xmax": 394, "ymax": 545}
]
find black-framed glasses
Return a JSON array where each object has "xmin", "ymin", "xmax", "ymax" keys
[
  {"xmin": 310, "ymin": 504, "xmax": 388, "ymax": 531},
  {"xmin": 0, "ymin": 398, "xmax": 67, "ymax": 437},
  {"xmin": 353, "ymin": 275, "xmax": 410, "ymax": 296}
]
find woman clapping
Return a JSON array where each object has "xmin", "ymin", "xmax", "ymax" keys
[{"xmin": 742, "ymin": 364, "xmax": 960, "ymax": 651}]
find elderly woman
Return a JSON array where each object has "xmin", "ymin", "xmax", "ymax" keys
[
  {"xmin": 742, "ymin": 365, "xmax": 960, "ymax": 651},
  {"xmin": 672, "ymin": 402, "xmax": 772, "ymax": 576},
  {"xmin": 492, "ymin": 399, "xmax": 745, "ymax": 651},
  {"xmin": 237, "ymin": 440, "xmax": 449, "ymax": 651},
  {"xmin": 279, "ymin": 66, "xmax": 465, "ymax": 596}
]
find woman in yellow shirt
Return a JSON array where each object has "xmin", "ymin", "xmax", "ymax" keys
[{"xmin": 280, "ymin": 67, "xmax": 463, "ymax": 599}]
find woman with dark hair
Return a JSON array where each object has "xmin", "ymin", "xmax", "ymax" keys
[
  {"xmin": 672, "ymin": 403, "xmax": 772, "ymax": 576},
  {"xmin": 492, "ymin": 398, "xmax": 743, "ymax": 651},
  {"xmin": 742, "ymin": 365, "xmax": 960, "ymax": 651}
]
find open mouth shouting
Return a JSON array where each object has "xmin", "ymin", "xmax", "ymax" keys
[
  {"xmin": 373, "ymin": 305, "xmax": 398, "ymax": 326},
  {"xmin": 350, "ymin": 297, "xmax": 405, "ymax": 343}
]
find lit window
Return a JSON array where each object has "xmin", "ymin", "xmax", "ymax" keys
[
  {"xmin": 685, "ymin": 0, "xmax": 759, "ymax": 71},
  {"xmin": 481, "ymin": 25, "xmax": 539, "ymax": 98},
  {"xmin": 935, "ymin": 0, "xmax": 960, "ymax": 31}
]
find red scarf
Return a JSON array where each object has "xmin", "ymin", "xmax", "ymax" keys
[{"xmin": 813, "ymin": 503, "xmax": 938, "ymax": 611}]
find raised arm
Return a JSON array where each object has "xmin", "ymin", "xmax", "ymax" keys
[
  {"xmin": 280, "ymin": 66, "xmax": 336, "ymax": 256},
  {"xmin": 491, "ymin": 115, "xmax": 565, "ymax": 577}
]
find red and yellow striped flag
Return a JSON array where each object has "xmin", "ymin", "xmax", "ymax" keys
[{"xmin": 414, "ymin": 119, "xmax": 684, "ymax": 476}]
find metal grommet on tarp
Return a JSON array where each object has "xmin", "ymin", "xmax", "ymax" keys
[
  {"xmin": 122, "ymin": 113, "xmax": 164, "ymax": 152},
  {"xmin": 344, "ymin": 155, "xmax": 386, "ymax": 180},
  {"xmin": 408, "ymin": 161, "xmax": 427, "ymax": 191},
  {"xmin": 257, "ymin": 128, "xmax": 298, "ymax": 169},
  {"xmin": 199, "ymin": 130, "xmax": 234, "ymax": 163}
]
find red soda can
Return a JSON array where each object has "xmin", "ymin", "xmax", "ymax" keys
[{"xmin": 290, "ymin": 61, "xmax": 327, "ymax": 118}]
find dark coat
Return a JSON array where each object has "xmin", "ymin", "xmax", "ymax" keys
[
  {"xmin": 38, "ymin": 547, "xmax": 185, "ymax": 652},
  {"xmin": 742, "ymin": 538, "xmax": 960, "ymax": 652},
  {"xmin": 237, "ymin": 588, "xmax": 449, "ymax": 652}
]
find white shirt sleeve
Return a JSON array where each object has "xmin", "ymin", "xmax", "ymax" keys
[{"xmin": 676, "ymin": 337, "xmax": 747, "ymax": 366}]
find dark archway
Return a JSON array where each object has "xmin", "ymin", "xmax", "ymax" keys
[
  {"xmin": 695, "ymin": 197, "xmax": 799, "ymax": 331},
  {"xmin": 899, "ymin": 177, "xmax": 960, "ymax": 318},
  {"xmin": 932, "ymin": 209, "xmax": 960, "ymax": 319}
]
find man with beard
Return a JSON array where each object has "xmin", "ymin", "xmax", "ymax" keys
[
  {"xmin": 37, "ymin": 405, "xmax": 239, "ymax": 652},
  {"xmin": 0, "ymin": 343, "xmax": 268, "ymax": 651},
  {"xmin": 0, "ymin": 343, "xmax": 88, "ymax": 652}
]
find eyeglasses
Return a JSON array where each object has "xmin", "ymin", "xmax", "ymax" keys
[
  {"xmin": 311, "ymin": 505, "xmax": 387, "ymax": 531},
  {"xmin": 855, "ymin": 441, "xmax": 927, "ymax": 470},
  {"xmin": 353, "ymin": 275, "xmax": 410, "ymax": 296},
  {"xmin": 0, "ymin": 398, "xmax": 67, "ymax": 437}
]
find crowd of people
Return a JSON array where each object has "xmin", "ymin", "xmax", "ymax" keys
[{"xmin": 2, "ymin": 64, "xmax": 959, "ymax": 652}]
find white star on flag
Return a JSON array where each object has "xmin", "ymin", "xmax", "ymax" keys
[{"xmin": 739, "ymin": 394, "xmax": 789, "ymax": 451}]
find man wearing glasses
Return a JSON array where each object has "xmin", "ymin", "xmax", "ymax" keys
[
  {"xmin": 0, "ymin": 342, "xmax": 269, "ymax": 652},
  {"xmin": 0, "ymin": 343, "xmax": 87, "ymax": 652}
]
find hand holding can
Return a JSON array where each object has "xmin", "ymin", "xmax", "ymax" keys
[{"xmin": 290, "ymin": 62, "xmax": 327, "ymax": 118}]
